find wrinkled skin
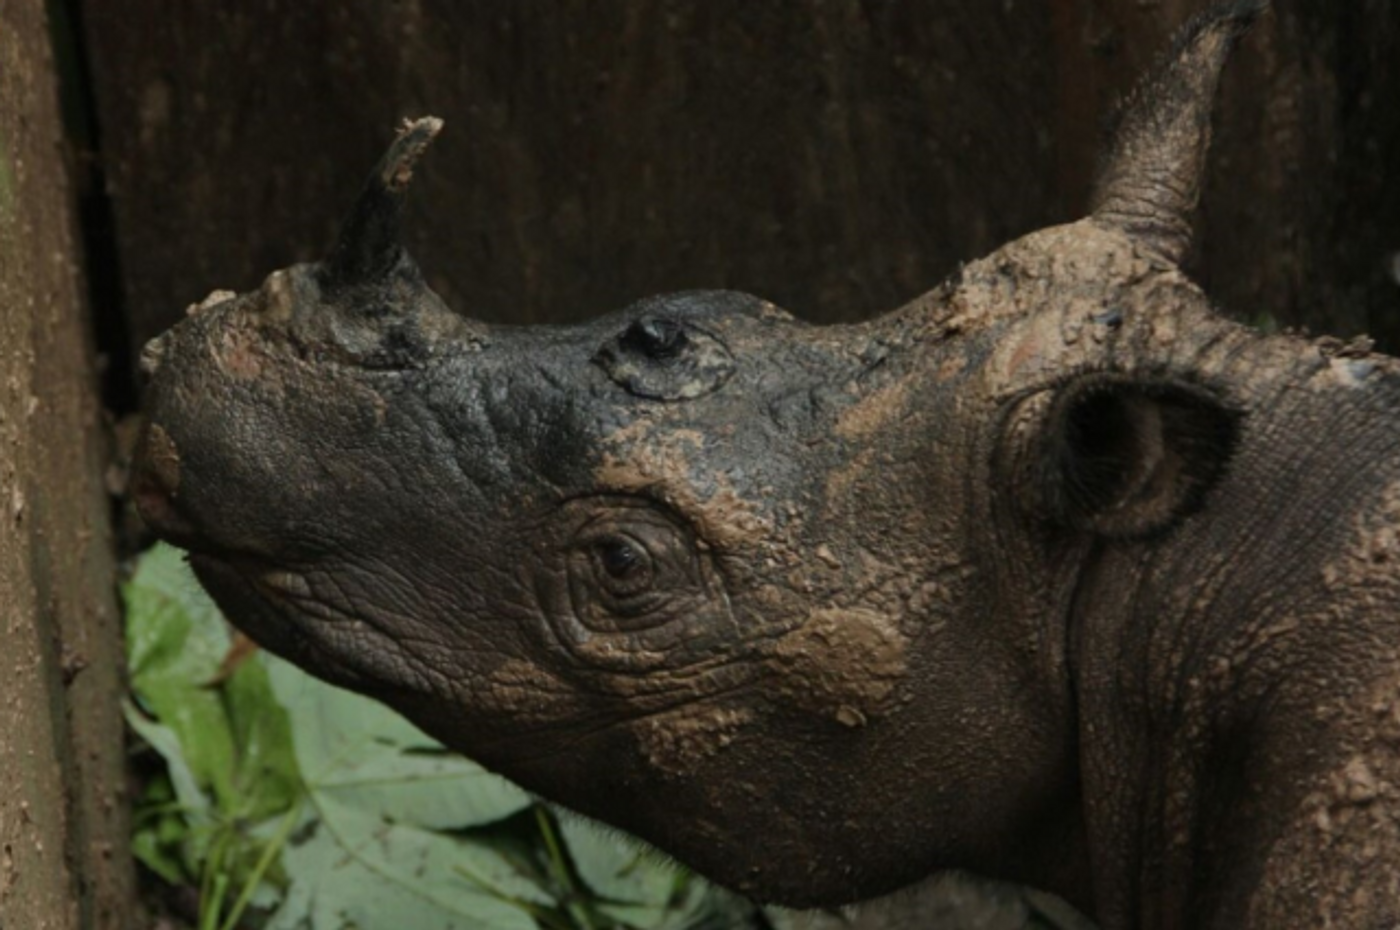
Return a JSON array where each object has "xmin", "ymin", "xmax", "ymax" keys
[{"xmin": 133, "ymin": 3, "xmax": 1400, "ymax": 927}]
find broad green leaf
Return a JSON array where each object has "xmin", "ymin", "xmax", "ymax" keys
[
  {"xmin": 224, "ymin": 657, "xmax": 301, "ymax": 820},
  {"xmin": 124, "ymin": 701, "xmax": 223, "ymax": 882},
  {"xmin": 123, "ymin": 543, "xmax": 302, "ymax": 924},
  {"xmin": 268, "ymin": 795, "xmax": 542, "ymax": 930},
  {"xmin": 557, "ymin": 815, "xmax": 679, "ymax": 904},
  {"xmin": 123, "ymin": 545, "xmax": 239, "ymax": 808},
  {"xmin": 123, "ymin": 543, "xmax": 227, "ymax": 673},
  {"xmin": 124, "ymin": 703, "xmax": 213, "ymax": 819},
  {"xmin": 124, "ymin": 544, "xmax": 300, "ymax": 823},
  {"xmin": 267, "ymin": 656, "xmax": 532, "ymax": 831},
  {"xmin": 263, "ymin": 654, "xmax": 543, "ymax": 928}
]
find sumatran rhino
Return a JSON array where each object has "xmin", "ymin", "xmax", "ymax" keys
[{"xmin": 131, "ymin": 3, "xmax": 1400, "ymax": 926}]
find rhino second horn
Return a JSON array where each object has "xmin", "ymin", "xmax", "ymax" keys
[
  {"xmin": 323, "ymin": 116, "xmax": 444, "ymax": 294},
  {"xmin": 1089, "ymin": 1, "xmax": 1266, "ymax": 265}
]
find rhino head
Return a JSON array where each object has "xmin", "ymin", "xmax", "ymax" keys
[{"xmin": 134, "ymin": 3, "xmax": 1400, "ymax": 924}]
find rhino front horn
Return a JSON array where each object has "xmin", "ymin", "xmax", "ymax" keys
[
  {"xmin": 323, "ymin": 116, "xmax": 444, "ymax": 292},
  {"xmin": 1090, "ymin": 1, "xmax": 1266, "ymax": 265}
]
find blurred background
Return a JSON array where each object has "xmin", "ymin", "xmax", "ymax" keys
[
  {"xmin": 2, "ymin": 1, "xmax": 1397, "ymax": 928},
  {"xmin": 77, "ymin": 1, "xmax": 1400, "ymax": 415}
]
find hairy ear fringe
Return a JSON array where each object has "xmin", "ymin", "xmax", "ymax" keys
[{"xmin": 1040, "ymin": 375, "xmax": 1240, "ymax": 539}]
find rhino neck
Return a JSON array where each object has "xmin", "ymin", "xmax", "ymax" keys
[{"xmin": 1067, "ymin": 333, "xmax": 1400, "ymax": 928}]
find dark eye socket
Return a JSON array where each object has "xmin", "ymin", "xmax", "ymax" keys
[
  {"xmin": 597, "ymin": 539, "xmax": 643, "ymax": 578},
  {"xmin": 561, "ymin": 505, "xmax": 716, "ymax": 641},
  {"xmin": 589, "ymin": 535, "xmax": 655, "ymax": 597}
]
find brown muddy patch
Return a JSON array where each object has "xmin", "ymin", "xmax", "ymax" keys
[
  {"xmin": 1240, "ymin": 486, "xmax": 1400, "ymax": 923},
  {"xmin": 767, "ymin": 607, "xmax": 909, "ymax": 727},
  {"xmin": 595, "ymin": 423, "xmax": 771, "ymax": 549},
  {"xmin": 824, "ymin": 444, "xmax": 879, "ymax": 512},
  {"xmin": 212, "ymin": 322, "xmax": 268, "ymax": 381},
  {"xmin": 185, "ymin": 288, "xmax": 237, "ymax": 318},
  {"xmin": 141, "ymin": 423, "xmax": 181, "ymax": 494},
  {"xmin": 632, "ymin": 705, "xmax": 755, "ymax": 777},
  {"xmin": 1251, "ymin": 668, "xmax": 1400, "ymax": 926},
  {"xmin": 1321, "ymin": 480, "xmax": 1400, "ymax": 594},
  {"xmin": 482, "ymin": 659, "xmax": 579, "ymax": 726},
  {"xmin": 834, "ymin": 375, "xmax": 914, "ymax": 441}
]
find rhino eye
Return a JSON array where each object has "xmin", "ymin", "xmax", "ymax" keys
[
  {"xmin": 592, "ymin": 537, "xmax": 654, "ymax": 595},
  {"xmin": 566, "ymin": 515, "xmax": 699, "ymax": 633},
  {"xmin": 549, "ymin": 499, "xmax": 733, "ymax": 665}
]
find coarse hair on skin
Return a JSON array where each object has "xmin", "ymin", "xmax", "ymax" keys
[{"xmin": 1038, "ymin": 373, "xmax": 1240, "ymax": 539}]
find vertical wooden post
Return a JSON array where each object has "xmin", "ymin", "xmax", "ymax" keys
[{"xmin": 0, "ymin": 1, "xmax": 136, "ymax": 927}]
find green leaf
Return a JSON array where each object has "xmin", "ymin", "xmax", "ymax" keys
[
  {"xmin": 224, "ymin": 657, "xmax": 301, "ymax": 820},
  {"xmin": 123, "ymin": 544, "xmax": 300, "ymax": 823},
  {"xmin": 123, "ymin": 543, "xmax": 302, "ymax": 927},
  {"xmin": 123, "ymin": 543, "xmax": 228, "ymax": 673},
  {"xmin": 558, "ymin": 816, "xmax": 673, "ymax": 903},
  {"xmin": 131, "ymin": 815, "xmax": 189, "ymax": 885},
  {"xmin": 557, "ymin": 815, "xmax": 705, "ymax": 929},
  {"xmin": 267, "ymin": 656, "xmax": 532, "ymax": 832},
  {"xmin": 269, "ymin": 795, "xmax": 543, "ymax": 930},
  {"xmin": 262, "ymin": 653, "xmax": 542, "ymax": 928},
  {"xmin": 125, "ymin": 701, "xmax": 223, "ymax": 882},
  {"xmin": 124, "ymin": 702, "xmax": 214, "ymax": 819},
  {"xmin": 123, "ymin": 545, "xmax": 240, "ymax": 809}
]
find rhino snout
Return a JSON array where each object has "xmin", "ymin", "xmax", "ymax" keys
[{"xmin": 130, "ymin": 422, "xmax": 197, "ymax": 543}]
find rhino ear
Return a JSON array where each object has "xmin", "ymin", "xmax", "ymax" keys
[{"xmin": 1038, "ymin": 375, "xmax": 1238, "ymax": 537}]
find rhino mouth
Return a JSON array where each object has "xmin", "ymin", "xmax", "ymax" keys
[
  {"xmin": 190, "ymin": 556, "xmax": 333, "ymax": 677},
  {"xmin": 189, "ymin": 553, "xmax": 420, "ymax": 695},
  {"xmin": 187, "ymin": 555, "xmax": 315, "ymax": 634}
]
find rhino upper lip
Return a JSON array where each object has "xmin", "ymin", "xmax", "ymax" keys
[
  {"xmin": 177, "ymin": 547, "xmax": 298, "ymax": 607},
  {"xmin": 188, "ymin": 555, "xmax": 347, "ymax": 655},
  {"xmin": 187, "ymin": 555, "xmax": 356, "ymax": 682},
  {"xmin": 191, "ymin": 553, "xmax": 318, "ymax": 608},
  {"xmin": 250, "ymin": 567, "xmax": 315, "ymax": 601}
]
